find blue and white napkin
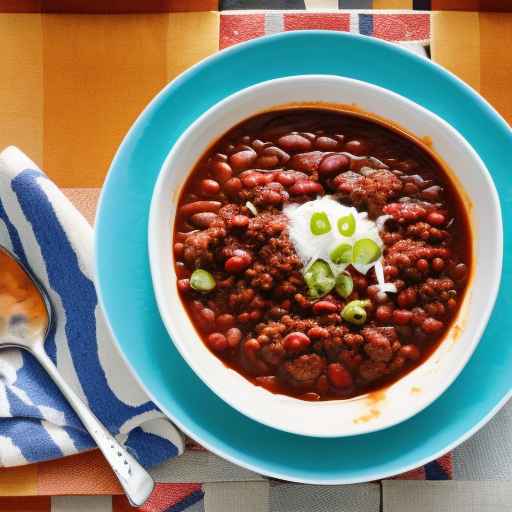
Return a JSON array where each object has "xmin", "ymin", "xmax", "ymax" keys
[{"xmin": 0, "ymin": 146, "xmax": 184, "ymax": 467}]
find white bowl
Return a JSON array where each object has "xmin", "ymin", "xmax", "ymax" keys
[{"xmin": 149, "ymin": 75, "xmax": 502, "ymax": 438}]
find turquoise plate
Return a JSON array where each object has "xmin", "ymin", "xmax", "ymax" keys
[{"xmin": 95, "ymin": 31, "xmax": 512, "ymax": 483}]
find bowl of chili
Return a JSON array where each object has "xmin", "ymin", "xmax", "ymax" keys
[{"xmin": 148, "ymin": 74, "xmax": 501, "ymax": 437}]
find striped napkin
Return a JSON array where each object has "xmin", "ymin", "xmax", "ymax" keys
[{"xmin": 0, "ymin": 146, "xmax": 184, "ymax": 468}]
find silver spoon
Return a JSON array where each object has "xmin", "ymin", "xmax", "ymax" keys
[{"xmin": 0, "ymin": 245, "xmax": 154, "ymax": 507}]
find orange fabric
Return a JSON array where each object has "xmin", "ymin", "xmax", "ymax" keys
[
  {"xmin": 0, "ymin": 464, "xmax": 38, "ymax": 497},
  {"xmin": 42, "ymin": 14, "xmax": 169, "ymax": 188},
  {"xmin": 480, "ymin": 13, "xmax": 512, "ymax": 125},
  {"xmin": 37, "ymin": 450, "xmax": 122, "ymax": 496}
]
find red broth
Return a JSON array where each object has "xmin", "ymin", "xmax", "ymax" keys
[{"xmin": 173, "ymin": 108, "xmax": 471, "ymax": 401}]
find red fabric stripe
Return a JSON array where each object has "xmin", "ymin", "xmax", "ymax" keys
[
  {"xmin": 0, "ymin": 497, "xmax": 50, "ymax": 511},
  {"xmin": 220, "ymin": 14, "xmax": 265, "ymax": 50},
  {"xmin": 283, "ymin": 13, "xmax": 350, "ymax": 32},
  {"xmin": 373, "ymin": 14, "xmax": 430, "ymax": 41},
  {"xmin": 113, "ymin": 483, "xmax": 202, "ymax": 512}
]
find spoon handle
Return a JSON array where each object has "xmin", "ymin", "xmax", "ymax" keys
[{"xmin": 32, "ymin": 344, "xmax": 154, "ymax": 507}]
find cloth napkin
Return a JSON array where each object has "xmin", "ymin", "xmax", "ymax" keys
[{"xmin": 0, "ymin": 146, "xmax": 184, "ymax": 468}]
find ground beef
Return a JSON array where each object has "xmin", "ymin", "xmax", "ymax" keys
[
  {"xmin": 362, "ymin": 327, "xmax": 397, "ymax": 362},
  {"xmin": 281, "ymin": 354, "xmax": 326, "ymax": 386},
  {"xmin": 183, "ymin": 226, "xmax": 226, "ymax": 268},
  {"xmin": 333, "ymin": 169, "xmax": 403, "ymax": 217}
]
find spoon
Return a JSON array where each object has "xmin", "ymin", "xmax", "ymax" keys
[{"xmin": 0, "ymin": 245, "xmax": 154, "ymax": 507}]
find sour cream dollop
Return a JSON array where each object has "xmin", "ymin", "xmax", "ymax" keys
[{"xmin": 283, "ymin": 196, "xmax": 396, "ymax": 294}]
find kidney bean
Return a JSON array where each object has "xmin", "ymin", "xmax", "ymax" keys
[
  {"xmin": 179, "ymin": 200, "xmax": 221, "ymax": 217},
  {"xmin": 398, "ymin": 288, "xmax": 417, "ymax": 308},
  {"xmin": 208, "ymin": 332, "xmax": 228, "ymax": 351},
  {"xmin": 416, "ymin": 258, "xmax": 429, "ymax": 272},
  {"xmin": 262, "ymin": 146, "xmax": 290, "ymax": 164},
  {"xmin": 230, "ymin": 214, "xmax": 249, "ymax": 229},
  {"xmin": 216, "ymin": 313, "xmax": 235, "ymax": 330},
  {"xmin": 251, "ymin": 139, "xmax": 268, "ymax": 152},
  {"xmin": 177, "ymin": 279, "xmax": 190, "ymax": 293},
  {"xmin": 308, "ymin": 326, "xmax": 329, "ymax": 338},
  {"xmin": 426, "ymin": 302, "xmax": 446, "ymax": 318},
  {"xmin": 384, "ymin": 265, "xmax": 399, "ymax": 280},
  {"xmin": 283, "ymin": 332, "xmax": 311, "ymax": 352},
  {"xmin": 223, "ymin": 177, "xmax": 243, "ymax": 196},
  {"xmin": 316, "ymin": 375, "xmax": 329, "ymax": 394},
  {"xmin": 225, "ymin": 255, "xmax": 251, "ymax": 274},
  {"xmin": 399, "ymin": 344, "xmax": 420, "ymax": 361},
  {"xmin": 427, "ymin": 212, "xmax": 445, "ymax": 226},
  {"xmin": 242, "ymin": 174, "xmax": 263, "ymax": 188},
  {"xmin": 376, "ymin": 305, "xmax": 393, "ymax": 323},
  {"xmin": 190, "ymin": 212, "xmax": 218, "ymax": 228},
  {"xmin": 451, "ymin": 263, "xmax": 467, "ymax": 281},
  {"xmin": 229, "ymin": 149, "xmax": 257, "ymax": 170},
  {"xmin": 421, "ymin": 185, "xmax": 443, "ymax": 202},
  {"xmin": 315, "ymin": 136, "xmax": 339, "ymax": 151},
  {"xmin": 318, "ymin": 153, "xmax": 350, "ymax": 175},
  {"xmin": 277, "ymin": 134, "xmax": 312, "ymax": 153},
  {"xmin": 199, "ymin": 179, "xmax": 220, "ymax": 196},
  {"xmin": 312, "ymin": 300, "xmax": 338, "ymax": 315},
  {"xmin": 422, "ymin": 317, "xmax": 444, "ymax": 333},
  {"xmin": 393, "ymin": 309, "xmax": 412, "ymax": 325},
  {"xmin": 211, "ymin": 161, "xmax": 232, "ymax": 182},
  {"xmin": 212, "ymin": 152, "xmax": 228, "ymax": 162},
  {"xmin": 173, "ymin": 242, "xmax": 184, "ymax": 259},
  {"xmin": 226, "ymin": 327, "xmax": 242, "ymax": 347},
  {"xmin": 411, "ymin": 307, "xmax": 427, "ymax": 326},
  {"xmin": 256, "ymin": 155, "xmax": 279, "ymax": 169},
  {"xmin": 236, "ymin": 312, "xmax": 249, "ymax": 323},
  {"xmin": 344, "ymin": 139, "xmax": 368, "ymax": 155},
  {"xmin": 327, "ymin": 363, "xmax": 353, "ymax": 388},
  {"xmin": 289, "ymin": 180, "xmax": 324, "ymax": 196},
  {"xmin": 261, "ymin": 189, "xmax": 283, "ymax": 205},
  {"xmin": 432, "ymin": 257, "xmax": 445, "ymax": 272},
  {"xmin": 198, "ymin": 307, "xmax": 216, "ymax": 332},
  {"xmin": 447, "ymin": 298, "xmax": 457, "ymax": 312},
  {"xmin": 389, "ymin": 253, "xmax": 411, "ymax": 268},
  {"xmin": 289, "ymin": 151, "xmax": 325, "ymax": 173},
  {"xmin": 275, "ymin": 172, "xmax": 296, "ymax": 187},
  {"xmin": 244, "ymin": 338, "xmax": 261, "ymax": 352}
]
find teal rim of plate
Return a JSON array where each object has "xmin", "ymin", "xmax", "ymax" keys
[{"xmin": 95, "ymin": 31, "xmax": 512, "ymax": 483}]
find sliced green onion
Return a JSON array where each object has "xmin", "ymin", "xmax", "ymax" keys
[
  {"xmin": 329, "ymin": 243, "xmax": 353, "ymax": 264},
  {"xmin": 341, "ymin": 299, "xmax": 371, "ymax": 325},
  {"xmin": 353, "ymin": 238, "xmax": 381, "ymax": 264},
  {"xmin": 304, "ymin": 259, "xmax": 335, "ymax": 299},
  {"xmin": 335, "ymin": 273, "xmax": 353, "ymax": 298},
  {"xmin": 310, "ymin": 211, "xmax": 331, "ymax": 236},
  {"xmin": 337, "ymin": 213, "xmax": 356, "ymax": 237},
  {"xmin": 190, "ymin": 269, "xmax": 216, "ymax": 292},
  {"xmin": 246, "ymin": 201, "xmax": 258, "ymax": 216}
]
